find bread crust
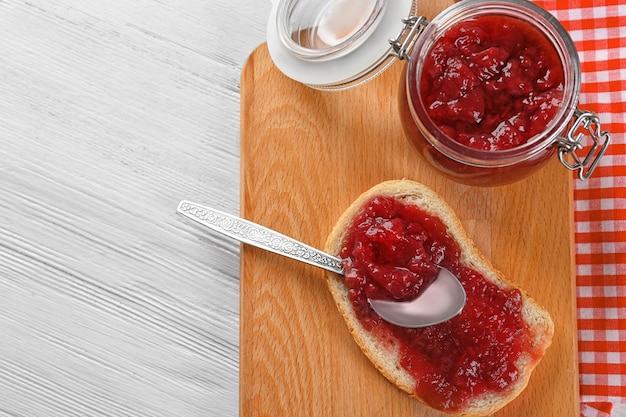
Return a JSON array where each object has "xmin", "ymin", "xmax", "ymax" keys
[{"xmin": 323, "ymin": 180, "xmax": 554, "ymax": 416}]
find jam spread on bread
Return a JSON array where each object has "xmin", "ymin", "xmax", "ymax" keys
[
  {"xmin": 340, "ymin": 196, "xmax": 534, "ymax": 411},
  {"xmin": 420, "ymin": 15, "xmax": 564, "ymax": 151}
]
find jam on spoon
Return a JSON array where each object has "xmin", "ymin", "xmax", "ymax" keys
[{"xmin": 176, "ymin": 200, "xmax": 466, "ymax": 328}]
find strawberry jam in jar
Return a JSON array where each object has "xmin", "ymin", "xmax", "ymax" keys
[
  {"xmin": 398, "ymin": 0, "xmax": 609, "ymax": 185},
  {"xmin": 267, "ymin": 0, "xmax": 610, "ymax": 185}
]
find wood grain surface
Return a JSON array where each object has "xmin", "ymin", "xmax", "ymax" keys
[
  {"xmin": 240, "ymin": 38, "xmax": 579, "ymax": 417},
  {"xmin": 0, "ymin": 1, "xmax": 269, "ymax": 416}
]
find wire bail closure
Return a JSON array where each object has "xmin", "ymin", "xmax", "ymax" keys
[
  {"xmin": 556, "ymin": 108, "xmax": 611, "ymax": 180},
  {"xmin": 389, "ymin": 15, "xmax": 428, "ymax": 60}
]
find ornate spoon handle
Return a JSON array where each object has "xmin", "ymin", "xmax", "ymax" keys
[{"xmin": 176, "ymin": 200, "xmax": 344, "ymax": 274}]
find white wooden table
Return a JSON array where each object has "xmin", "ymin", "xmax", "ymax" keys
[{"xmin": 0, "ymin": 1, "xmax": 269, "ymax": 415}]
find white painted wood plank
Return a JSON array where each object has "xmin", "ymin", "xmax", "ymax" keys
[{"xmin": 0, "ymin": 0, "xmax": 269, "ymax": 415}]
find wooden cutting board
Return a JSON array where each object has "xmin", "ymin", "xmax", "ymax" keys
[{"xmin": 240, "ymin": 4, "xmax": 579, "ymax": 414}]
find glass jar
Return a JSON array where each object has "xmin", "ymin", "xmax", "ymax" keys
[{"xmin": 266, "ymin": 0, "xmax": 611, "ymax": 186}]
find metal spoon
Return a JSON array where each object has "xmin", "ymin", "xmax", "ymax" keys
[{"xmin": 176, "ymin": 200, "xmax": 466, "ymax": 328}]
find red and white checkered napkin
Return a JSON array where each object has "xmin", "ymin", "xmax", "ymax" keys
[{"xmin": 534, "ymin": 1, "xmax": 626, "ymax": 416}]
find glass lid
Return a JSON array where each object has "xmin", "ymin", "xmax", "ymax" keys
[
  {"xmin": 267, "ymin": 0, "xmax": 416, "ymax": 90},
  {"xmin": 277, "ymin": 0, "xmax": 387, "ymax": 61}
]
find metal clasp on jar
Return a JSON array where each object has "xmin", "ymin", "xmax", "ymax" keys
[
  {"xmin": 556, "ymin": 108, "xmax": 611, "ymax": 180},
  {"xmin": 389, "ymin": 16, "xmax": 428, "ymax": 60}
]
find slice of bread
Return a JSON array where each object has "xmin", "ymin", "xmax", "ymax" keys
[{"xmin": 323, "ymin": 179, "xmax": 554, "ymax": 416}]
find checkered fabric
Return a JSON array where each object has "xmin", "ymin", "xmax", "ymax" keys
[{"xmin": 533, "ymin": 1, "xmax": 626, "ymax": 416}]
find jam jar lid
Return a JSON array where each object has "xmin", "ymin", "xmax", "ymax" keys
[{"xmin": 267, "ymin": 0, "xmax": 416, "ymax": 90}]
